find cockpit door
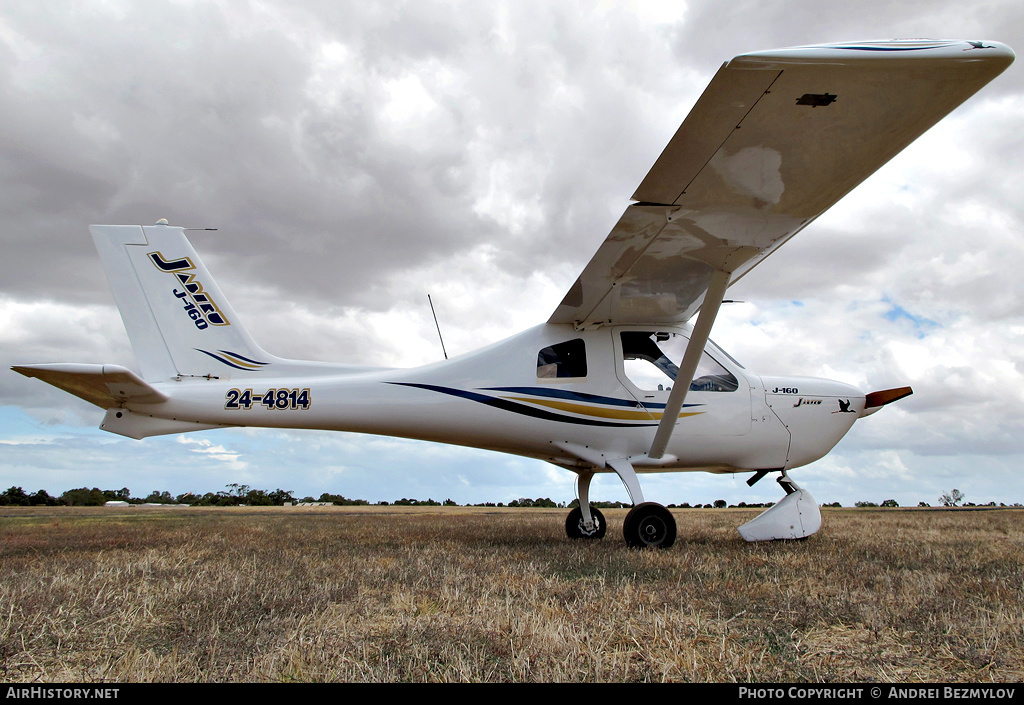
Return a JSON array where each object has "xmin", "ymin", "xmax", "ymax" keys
[{"xmin": 613, "ymin": 328, "xmax": 751, "ymax": 436}]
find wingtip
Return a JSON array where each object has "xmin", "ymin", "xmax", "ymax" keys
[{"xmin": 735, "ymin": 39, "xmax": 1014, "ymax": 68}]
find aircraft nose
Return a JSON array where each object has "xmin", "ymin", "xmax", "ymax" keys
[{"xmin": 762, "ymin": 376, "xmax": 865, "ymax": 468}]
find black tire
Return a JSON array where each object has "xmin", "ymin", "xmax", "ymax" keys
[
  {"xmin": 623, "ymin": 502, "xmax": 676, "ymax": 549},
  {"xmin": 565, "ymin": 505, "xmax": 606, "ymax": 540}
]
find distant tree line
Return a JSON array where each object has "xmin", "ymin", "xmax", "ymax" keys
[
  {"xmin": 0, "ymin": 485, "xmax": 568, "ymax": 508},
  {"xmin": 850, "ymin": 490, "xmax": 1021, "ymax": 509},
  {"xmin": 0, "ymin": 484, "xmax": 300, "ymax": 507},
  {"xmin": 2, "ymin": 484, "xmax": 1020, "ymax": 509}
]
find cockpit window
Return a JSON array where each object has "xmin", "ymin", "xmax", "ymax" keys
[
  {"xmin": 620, "ymin": 331, "xmax": 737, "ymax": 392},
  {"xmin": 706, "ymin": 337, "xmax": 745, "ymax": 370},
  {"xmin": 537, "ymin": 338, "xmax": 587, "ymax": 379}
]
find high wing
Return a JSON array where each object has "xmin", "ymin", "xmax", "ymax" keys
[{"xmin": 549, "ymin": 39, "xmax": 1015, "ymax": 329}]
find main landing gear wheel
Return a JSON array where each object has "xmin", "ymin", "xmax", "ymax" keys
[
  {"xmin": 623, "ymin": 502, "xmax": 676, "ymax": 549},
  {"xmin": 565, "ymin": 505, "xmax": 606, "ymax": 540}
]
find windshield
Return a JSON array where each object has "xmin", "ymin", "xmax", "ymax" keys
[{"xmin": 620, "ymin": 331, "xmax": 738, "ymax": 392}]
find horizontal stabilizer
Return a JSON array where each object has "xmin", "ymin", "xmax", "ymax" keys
[{"xmin": 11, "ymin": 364, "xmax": 167, "ymax": 409}]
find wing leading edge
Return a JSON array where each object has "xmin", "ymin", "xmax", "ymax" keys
[{"xmin": 550, "ymin": 39, "xmax": 1014, "ymax": 329}]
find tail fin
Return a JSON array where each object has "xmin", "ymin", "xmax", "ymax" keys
[{"xmin": 91, "ymin": 223, "xmax": 277, "ymax": 382}]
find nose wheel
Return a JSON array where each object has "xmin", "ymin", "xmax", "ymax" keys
[
  {"xmin": 737, "ymin": 472, "xmax": 822, "ymax": 542},
  {"xmin": 623, "ymin": 502, "xmax": 676, "ymax": 549}
]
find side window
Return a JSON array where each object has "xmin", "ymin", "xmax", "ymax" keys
[
  {"xmin": 537, "ymin": 339, "xmax": 588, "ymax": 379},
  {"xmin": 620, "ymin": 331, "xmax": 737, "ymax": 392}
]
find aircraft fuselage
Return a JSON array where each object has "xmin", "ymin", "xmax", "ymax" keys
[{"xmin": 112, "ymin": 323, "xmax": 864, "ymax": 476}]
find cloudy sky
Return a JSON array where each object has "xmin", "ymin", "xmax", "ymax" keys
[{"xmin": 2, "ymin": 0, "xmax": 1022, "ymax": 509}]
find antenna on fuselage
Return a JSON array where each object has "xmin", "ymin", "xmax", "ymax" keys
[{"xmin": 427, "ymin": 294, "xmax": 448, "ymax": 360}]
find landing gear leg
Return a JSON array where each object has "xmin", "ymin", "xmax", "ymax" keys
[
  {"xmin": 566, "ymin": 471, "xmax": 606, "ymax": 540},
  {"xmin": 777, "ymin": 471, "xmax": 799, "ymax": 495},
  {"xmin": 608, "ymin": 457, "xmax": 677, "ymax": 549}
]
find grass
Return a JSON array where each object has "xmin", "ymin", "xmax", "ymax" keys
[{"xmin": 1, "ymin": 505, "xmax": 1022, "ymax": 682}]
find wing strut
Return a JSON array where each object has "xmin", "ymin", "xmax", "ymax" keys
[{"xmin": 648, "ymin": 269, "xmax": 731, "ymax": 460}]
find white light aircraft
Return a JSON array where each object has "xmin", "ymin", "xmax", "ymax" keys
[{"xmin": 14, "ymin": 40, "xmax": 1014, "ymax": 547}]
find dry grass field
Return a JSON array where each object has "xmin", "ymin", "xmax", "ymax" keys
[{"xmin": 1, "ymin": 505, "xmax": 1022, "ymax": 683}]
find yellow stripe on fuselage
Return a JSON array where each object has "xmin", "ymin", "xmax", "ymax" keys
[{"xmin": 504, "ymin": 396, "xmax": 703, "ymax": 422}]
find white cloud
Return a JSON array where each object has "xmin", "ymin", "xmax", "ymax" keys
[{"xmin": 176, "ymin": 436, "xmax": 248, "ymax": 471}]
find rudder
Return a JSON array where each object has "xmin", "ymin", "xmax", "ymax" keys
[{"xmin": 91, "ymin": 223, "xmax": 277, "ymax": 382}]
